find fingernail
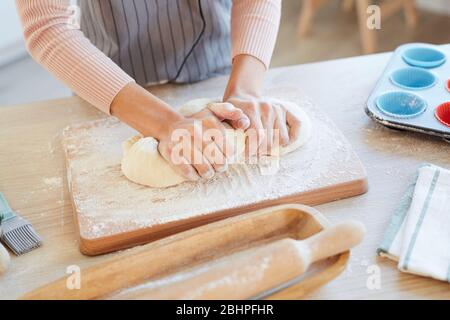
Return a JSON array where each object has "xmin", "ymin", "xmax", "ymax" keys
[{"xmin": 237, "ymin": 118, "xmax": 250, "ymax": 129}]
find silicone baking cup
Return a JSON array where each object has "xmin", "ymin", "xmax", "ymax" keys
[
  {"xmin": 435, "ymin": 102, "xmax": 450, "ymax": 127},
  {"xmin": 390, "ymin": 67, "xmax": 437, "ymax": 90},
  {"xmin": 402, "ymin": 47, "xmax": 446, "ymax": 68},
  {"xmin": 376, "ymin": 91, "xmax": 427, "ymax": 118}
]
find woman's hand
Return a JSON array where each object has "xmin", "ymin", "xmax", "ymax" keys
[
  {"xmin": 224, "ymin": 94, "xmax": 301, "ymax": 157},
  {"xmin": 157, "ymin": 108, "xmax": 235, "ymax": 181},
  {"xmin": 111, "ymin": 83, "xmax": 240, "ymax": 181},
  {"xmin": 222, "ymin": 55, "xmax": 301, "ymax": 157}
]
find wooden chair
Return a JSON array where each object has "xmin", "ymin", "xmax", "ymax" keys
[{"xmin": 298, "ymin": 0, "xmax": 418, "ymax": 54}]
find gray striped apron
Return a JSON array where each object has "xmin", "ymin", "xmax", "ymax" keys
[{"xmin": 78, "ymin": 0, "xmax": 232, "ymax": 86}]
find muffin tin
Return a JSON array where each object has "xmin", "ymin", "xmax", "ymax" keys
[{"xmin": 366, "ymin": 43, "xmax": 450, "ymax": 139}]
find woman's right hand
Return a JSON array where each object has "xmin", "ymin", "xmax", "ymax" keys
[
  {"xmin": 111, "ymin": 83, "xmax": 240, "ymax": 182},
  {"xmin": 157, "ymin": 108, "xmax": 234, "ymax": 182}
]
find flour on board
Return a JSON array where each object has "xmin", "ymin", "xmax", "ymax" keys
[{"xmin": 62, "ymin": 89, "xmax": 365, "ymax": 239}]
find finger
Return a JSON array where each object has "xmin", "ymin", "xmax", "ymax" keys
[
  {"xmin": 203, "ymin": 117, "xmax": 236, "ymax": 166},
  {"xmin": 201, "ymin": 120, "xmax": 228, "ymax": 172},
  {"xmin": 242, "ymin": 102, "xmax": 265, "ymax": 159},
  {"xmin": 274, "ymin": 106, "xmax": 290, "ymax": 147},
  {"xmin": 159, "ymin": 145, "xmax": 200, "ymax": 181},
  {"xmin": 191, "ymin": 146, "xmax": 215, "ymax": 179},
  {"xmin": 189, "ymin": 129, "xmax": 215, "ymax": 179},
  {"xmin": 286, "ymin": 110, "xmax": 301, "ymax": 143},
  {"xmin": 245, "ymin": 117, "xmax": 264, "ymax": 159},
  {"xmin": 229, "ymin": 116, "xmax": 251, "ymax": 130},
  {"xmin": 175, "ymin": 157, "xmax": 202, "ymax": 181},
  {"xmin": 208, "ymin": 102, "xmax": 250, "ymax": 130},
  {"xmin": 258, "ymin": 102, "xmax": 275, "ymax": 156},
  {"xmin": 208, "ymin": 102, "xmax": 246, "ymax": 121},
  {"xmin": 202, "ymin": 139, "xmax": 228, "ymax": 173},
  {"xmin": 203, "ymin": 117, "xmax": 234, "ymax": 160}
]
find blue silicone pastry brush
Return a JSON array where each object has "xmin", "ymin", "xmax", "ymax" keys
[{"xmin": 0, "ymin": 192, "xmax": 42, "ymax": 255}]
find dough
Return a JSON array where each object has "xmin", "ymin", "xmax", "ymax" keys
[
  {"xmin": 0, "ymin": 241, "xmax": 10, "ymax": 275},
  {"xmin": 121, "ymin": 98, "xmax": 312, "ymax": 188}
]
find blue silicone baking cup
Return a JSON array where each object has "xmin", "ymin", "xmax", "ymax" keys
[
  {"xmin": 376, "ymin": 91, "xmax": 427, "ymax": 118},
  {"xmin": 390, "ymin": 67, "xmax": 437, "ymax": 90},
  {"xmin": 402, "ymin": 47, "xmax": 446, "ymax": 68}
]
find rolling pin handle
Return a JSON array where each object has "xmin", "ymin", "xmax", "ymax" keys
[{"xmin": 302, "ymin": 221, "xmax": 366, "ymax": 265}]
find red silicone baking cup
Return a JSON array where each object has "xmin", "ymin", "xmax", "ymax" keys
[
  {"xmin": 435, "ymin": 102, "xmax": 450, "ymax": 127},
  {"xmin": 447, "ymin": 79, "xmax": 450, "ymax": 92}
]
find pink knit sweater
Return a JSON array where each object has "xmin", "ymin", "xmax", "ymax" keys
[{"xmin": 16, "ymin": 0, "xmax": 281, "ymax": 114}]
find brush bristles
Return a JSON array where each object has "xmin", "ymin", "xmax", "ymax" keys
[
  {"xmin": 1, "ymin": 217, "xmax": 42, "ymax": 255},
  {"xmin": 2, "ymin": 226, "xmax": 41, "ymax": 255},
  {"xmin": 2, "ymin": 226, "xmax": 42, "ymax": 255}
]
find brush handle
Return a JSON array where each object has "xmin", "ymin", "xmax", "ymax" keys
[
  {"xmin": 112, "ymin": 221, "xmax": 365, "ymax": 299},
  {"xmin": 0, "ymin": 192, "xmax": 16, "ymax": 223}
]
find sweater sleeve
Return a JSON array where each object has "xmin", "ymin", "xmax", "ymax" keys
[
  {"xmin": 15, "ymin": 0, "xmax": 135, "ymax": 114},
  {"xmin": 231, "ymin": 0, "xmax": 282, "ymax": 69}
]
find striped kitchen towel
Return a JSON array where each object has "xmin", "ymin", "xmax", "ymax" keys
[{"xmin": 378, "ymin": 164, "xmax": 450, "ymax": 282}]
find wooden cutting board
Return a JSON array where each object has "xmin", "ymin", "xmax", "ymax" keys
[{"xmin": 62, "ymin": 90, "xmax": 367, "ymax": 256}]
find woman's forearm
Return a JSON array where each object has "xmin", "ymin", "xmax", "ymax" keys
[
  {"xmin": 111, "ymin": 83, "xmax": 184, "ymax": 139},
  {"xmin": 224, "ymin": 54, "xmax": 267, "ymax": 100},
  {"xmin": 226, "ymin": 0, "xmax": 281, "ymax": 99}
]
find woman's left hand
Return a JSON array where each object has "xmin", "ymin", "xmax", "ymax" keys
[
  {"xmin": 218, "ymin": 54, "xmax": 301, "ymax": 158},
  {"xmin": 223, "ymin": 95, "xmax": 300, "ymax": 157}
]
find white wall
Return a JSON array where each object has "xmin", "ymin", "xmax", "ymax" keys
[
  {"xmin": 0, "ymin": 1, "xmax": 27, "ymax": 66},
  {"xmin": 417, "ymin": 0, "xmax": 450, "ymax": 15}
]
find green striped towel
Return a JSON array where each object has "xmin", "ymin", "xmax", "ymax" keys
[{"xmin": 378, "ymin": 164, "xmax": 450, "ymax": 282}]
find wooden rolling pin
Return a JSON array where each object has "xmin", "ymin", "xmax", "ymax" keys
[
  {"xmin": 113, "ymin": 221, "xmax": 365, "ymax": 299},
  {"xmin": 23, "ymin": 220, "xmax": 364, "ymax": 300}
]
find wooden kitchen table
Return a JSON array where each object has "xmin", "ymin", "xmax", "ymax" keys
[{"xmin": 1, "ymin": 52, "xmax": 450, "ymax": 300}]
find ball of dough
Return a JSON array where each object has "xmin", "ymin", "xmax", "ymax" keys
[
  {"xmin": 0, "ymin": 242, "xmax": 10, "ymax": 275},
  {"xmin": 122, "ymin": 135, "xmax": 186, "ymax": 188},
  {"xmin": 121, "ymin": 98, "xmax": 312, "ymax": 188}
]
